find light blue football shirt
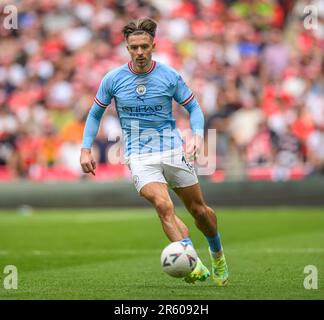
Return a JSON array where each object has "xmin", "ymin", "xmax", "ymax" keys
[{"xmin": 94, "ymin": 60, "xmax": 195, "ymax": 157}]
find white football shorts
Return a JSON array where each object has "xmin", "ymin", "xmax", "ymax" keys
[{"xmin": 127, "ymin": 147, "xmax": 198, "ymax": 192}]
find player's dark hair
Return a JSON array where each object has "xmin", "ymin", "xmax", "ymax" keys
[{"xmin": 122, "ymin": 18, "xmax": 157, "ymax": 40}]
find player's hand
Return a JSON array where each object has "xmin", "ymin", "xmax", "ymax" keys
[
  {"xmin": 185, "ymin": 134, "xmax": 204, "ymax": 161},
  {"xmin": 80, "ymin": 148, "xmax": 96, "ymax": 176}
]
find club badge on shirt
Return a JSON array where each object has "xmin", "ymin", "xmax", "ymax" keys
[{"xmin": 136, "ymin": 84, "xmax": 146, "ymax": 95}]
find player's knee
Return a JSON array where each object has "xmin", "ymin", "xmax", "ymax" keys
[
  {"xmin": 190, "ymin": 203, "xmax": 208, "ymax": 220},
  {"xmin": 154, "ymin": 198, "xmax": 174, "ymax": 216},
  {"xmin": 206, "ymin": 205, "xmax": 216, "ymax": 217}
]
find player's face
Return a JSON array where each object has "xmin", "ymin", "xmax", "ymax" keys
[{"xmin": 127, "ymin": 33, "xmax": 155, "ymax": 70}]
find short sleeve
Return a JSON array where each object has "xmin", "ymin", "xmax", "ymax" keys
[
  {"xmin": 94, "ymin": 74, "xmax": 113, "ymax": 108},
  {"xmin": 173, "ymin": 75, "xmax": 194, "ymax": 106}
]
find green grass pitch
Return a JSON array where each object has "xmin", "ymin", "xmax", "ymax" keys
[{"xmin": 0, "ymin": 207, "xmax": 323, "ymax": 300}]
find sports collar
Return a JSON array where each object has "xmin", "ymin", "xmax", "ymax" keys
[{"xmin": 128, "ymin": 60, "xmax": 156, "ymax": 75}]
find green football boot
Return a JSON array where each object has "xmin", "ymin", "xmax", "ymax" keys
[
  {"xmin": 209, "ymin": 248, "xmax": 229, "ymax": 286},
  {"xmin": 184, "ymin": 257, "xmax": 210, "ymax": 284}
]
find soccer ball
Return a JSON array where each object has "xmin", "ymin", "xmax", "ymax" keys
[{"xmin": 160, "ymin": 241, "xmax": 198, "ymax": 278}]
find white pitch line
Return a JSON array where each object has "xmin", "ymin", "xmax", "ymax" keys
[
  {"xmin": 0, "ymin": 248, "xmax": 323, "ymax": 256},
  {"xmin": 28, "ymin": 249, "xmax": 160, "ymax": 256},
  {"xmin": 228, "ymin": 248, "xmax": 324, "ymax": 254}
]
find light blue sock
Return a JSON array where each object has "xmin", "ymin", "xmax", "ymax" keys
[
  {"xmin": 205, "ymin": 232, "xmax": 222, "ymax": 254},
  {"xmin": 180, "ymin": 237, "xmax": 193, "ymax": 247}
]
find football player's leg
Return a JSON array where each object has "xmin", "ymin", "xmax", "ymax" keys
[
  {"xmin": 140, "ymin": 182, "xmax": 208, "ymax": 283},
  {"xmin": 140, "ymin": 182, "xmax": 183, "ymax": 241},
  {"xmin": 172, "ymin": 214, "xmax": 210, "ymax": 283},
  {"xmin": 173, "ymin": 183, "xmax": 229, "ymax": 286},
  {"xmin": 162, "ymin": 157, "xmax": 210, "ymax": 283},
  {"xmin": 174, "ymin": 214, "xmax": 192, "ymax": 245},
  {"xmin": 173, "ymin": 183, "xmax": 217, "ymax": 237}
]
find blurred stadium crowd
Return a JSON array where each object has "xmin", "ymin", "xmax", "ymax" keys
[{"xmin": 0, "ymin": 0, "xmax": 324, "ymax": 181}]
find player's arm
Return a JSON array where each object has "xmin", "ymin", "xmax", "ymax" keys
[
  {"xmin": 80, "ymin": 103, "xmax": 106, "ymax": 175},
  {"xmin": 80, "ymin": 76, "xmax": 112, "ymax": 175},
  {"xmin": 173, "ymin": 75, "xmax": 205, "ymax": 159},
  {"xmin": 182, "ymin": 98, "xmax": 205, "ymax": 160}
]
